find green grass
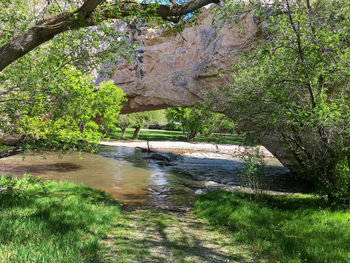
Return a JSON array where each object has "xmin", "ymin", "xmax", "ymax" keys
[
  {"xmin": 109, "ymin": 128, "xmax": 250, "ymax": 145},
  {"xmin": 194, "ymin": 191, "xmax": 350, "ymax": 263},
  {"xmin": 0, "ymin": 175, "xmax": 120, "ymax": 263}
]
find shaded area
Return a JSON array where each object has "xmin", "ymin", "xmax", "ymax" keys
[
  {"xmin": 102, "ymin": 209, "xmax": 250, "ymax": 263},
  {"xmin": 0, "ymin": 178, "xmax": 119, "ymax": 263},
  {"xmin": 0, "ymin": 162, "xmax": 81, "ymax": 175},
  {"xmin": 194, "ymin": 191, "xmax": 350, "ymax": 263}
]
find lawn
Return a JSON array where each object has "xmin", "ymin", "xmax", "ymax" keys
[
  {"xmin": 109, "ymin": 128, "xmax": 251, "ymax": 145},
  {"xmin": 0, "ymin": 175, "xmax": 120, "ymax": 263},
  {"xmin": 194, "ymin": 191, "xmax": 350, "ymax": 263},
  {"xmin": 2, "ymin": 174, "xmax": 349, "ymax": 263}
]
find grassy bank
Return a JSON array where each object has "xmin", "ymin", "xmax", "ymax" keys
[
  {"xmin": 109, "ymin": 128, "xmax": 249, "ymax": 145},
  {"xmin": 0, "ymin": 175, "xmax": 120, "ymax": 263},
  {"xmin": 194, "ymin": 191, "xmax": 350, "ymax": 263}
]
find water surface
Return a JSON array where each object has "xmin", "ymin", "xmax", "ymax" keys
[{"xmin": 0, "ymin": 146, "xmax": 308, "ymax": 207}]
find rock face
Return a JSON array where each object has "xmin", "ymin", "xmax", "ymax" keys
[
  {"xmin": 95, "ymin": 10, "xmax": 258, "ymax": 113},
  {"xmin": 94, "ymin": 10, "xmax": 302, "ymax": 173}
]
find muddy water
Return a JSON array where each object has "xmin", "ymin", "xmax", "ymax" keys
[{"xmin": 0, "ymin": 146, "xmax": 308, "ymax": 207}]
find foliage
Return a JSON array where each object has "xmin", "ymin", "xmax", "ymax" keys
[
  {"xmin": 0, "ymin": 1, "xmax": 131, "ymax": 151},
  {"xmin": 0, "ymin": 174, "xmax": 43, "ymax": 197},
  {"xmin": 166, "ymin": 106, "xmax": 235, "ymax": 141},
  {"xmin": 0, "ymin": 174, "xmax": 120, "ymax": 263},
  {"xmin": 214, "ymin": 0, "xmax": 350, "ymax": 202},
  {"xmin": 239, "ymin": 150, "xmax": 267, "ymax": 199},
  {"xmin": 114, "ymin": 110, "xmax": 167, "ymax": 139},
  {"xmin": 194, "ymin": 190, "xmax": 350, "ymax": 263},
  {"xmin": 5, "ymin": 65, "xmax": 125, "ymax": 151}
]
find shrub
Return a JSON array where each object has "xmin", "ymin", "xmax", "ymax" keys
[{"xmin": 239, "ymin": 151, "xmax": 267, "ymax": 199}]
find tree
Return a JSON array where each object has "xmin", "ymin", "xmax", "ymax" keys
[
  {"xmin": 129, "ymin": 111, "xmax": 163, "ymax": 139},
  {"xmin": 166, "ymin": 106, "xmax": 233, "ymax": 141},
  {"xmin": 11, "ymin": 66, "xmax": 125, "ymax": 151},
  {"xmin": 214, "ymin": 0, "xmax": 350, "ymax": 202},
  {"xmin": 116, "ymin": 115, "xmax": 133, "ymax": 139}
]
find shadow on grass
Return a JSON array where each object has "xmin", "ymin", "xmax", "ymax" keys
[
  {"xmin": 194, "ymin": 191, "xmax": 350, "ymax": 263},
  {"xmin": 104, "ymin": 209, "xmax": 247, "ymax": 263},
  {"xmin": 0, "ymin": 179, "xmax": 120, "ymax": 263}
]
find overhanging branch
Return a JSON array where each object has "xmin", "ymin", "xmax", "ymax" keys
[{"xmin": 0, "ymin": 0, "xmax": 219, "ymax": 72}]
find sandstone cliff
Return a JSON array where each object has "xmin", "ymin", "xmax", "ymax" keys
[{"xmin": 95, "ymin": 10, "xmax": 258, "ymax": 113}]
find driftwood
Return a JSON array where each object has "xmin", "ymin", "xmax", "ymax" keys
[
  {"xmin": 149, "ymin": 153, "xmax": 171, "ymax": 162},
  {"xmin": 136, "ymin": 140, "xmax": 152, "ymax": 152},
  {"xmin": 0, "ymin": 147, "xmax": 23, "ymax": 159}
]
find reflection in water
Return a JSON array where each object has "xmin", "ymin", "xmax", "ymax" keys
[{"xmin": 0, "ymin": 146, "xmax": 308, "ymax": 207}]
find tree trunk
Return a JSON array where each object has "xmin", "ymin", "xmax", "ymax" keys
[
  {"xmin": 186, "ymin": 131, "xmax": 197, "ymax": 141},
  {"xmin": 132, "ymin": 126, "xmax": 141, "ymax": 139},
  {"xmin": 120, "ymin": 127, "xmax": 127, "ymax": 139}
]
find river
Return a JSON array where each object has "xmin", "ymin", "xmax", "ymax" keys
[{"xmin": 0, "ymin": 146, "xmax": 309, "ymax": 207}]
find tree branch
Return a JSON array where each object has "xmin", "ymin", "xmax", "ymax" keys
[{"xmin": 0, "ymin": 0, "xmax": 218, "ymax": 72}]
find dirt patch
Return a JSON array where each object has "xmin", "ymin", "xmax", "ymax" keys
[{"xmin": 101, "ymin": 208, "xmax": 251, "ymax": 263}]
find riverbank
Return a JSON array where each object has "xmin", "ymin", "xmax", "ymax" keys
[
  {"xmin": 101, "ymin": 140, "xmax": 274, "ymax": 158},
  {"xmin": 0, "ymin": 175, "xmax": 120, "ymax": 263},
  {"xmin": 194, "ymin": 191, "xmax": 350, "ymax": 263},
  {"xmin": 1, "ymin": 176, "xmax": 349, "ymax": 262}
]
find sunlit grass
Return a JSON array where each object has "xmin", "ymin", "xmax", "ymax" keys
[
  {"xmin": 0, "ymin": 176, "xmax": 120, "ymax": 263},
  {"xmin": 109, "ymin": 128, "xmax": 251, "ymax": 145},
  {"xmin": 194, "ymin": 191, "xmax": 350, "ymax": 263}
]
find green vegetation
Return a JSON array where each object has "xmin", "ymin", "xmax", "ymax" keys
[
  {"xmin": 115, "ymin": 110, "xmax": 167, "ymax": 140},
  {"xmin": 194, "ymin": 191, "xmax": 350, "ymax": 263},
  {"xmin": 215, "ymin": 0, "xmax": 350, "ymax": 202},
  {"xmin": 0, "ymin": 175, "xmax": 120, "ymax": 263},
  {"xmin": 239, "ymin": 151, "xmax": 267, "ymax": 199},
  {"xmin": 109, "ymin": 128, "xmax": 250, "ymax": 145},
  {"xmin": 166, "ymin": 107, "xmax": 235, "ymax": 141},
  {"xmin": 0, "ymin": 143, "xmax": 11, "ymax": 152}
]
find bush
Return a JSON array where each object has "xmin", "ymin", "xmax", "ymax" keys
[{"xmin": 239, "ymin": 151, "xmax": 267, "ymax": 199}]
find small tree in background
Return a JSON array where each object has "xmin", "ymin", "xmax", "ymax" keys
[
  {"xmin": 166, "ymin": 106, "xmax": 235, "ymax": 141},
  {"xmin": 116, "ymin": 110, "xmax": 165, "ymax": 140},
  {"xmin": 116, "ymin": 115, "xmax": 133, "ymax": 139}
]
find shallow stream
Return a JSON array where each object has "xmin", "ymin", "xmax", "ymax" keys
[{"xmin": 0, "ymin": 146, "xmax": 309, "ymax": 207}]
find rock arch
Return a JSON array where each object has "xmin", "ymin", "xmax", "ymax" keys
[
  {"xmin": 95, "ymin": 10, "xmax": 298, "ymax": 172},
  {"xmin": 95, "ymin": 10, "xmax": 258, "ymax": 114}
]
